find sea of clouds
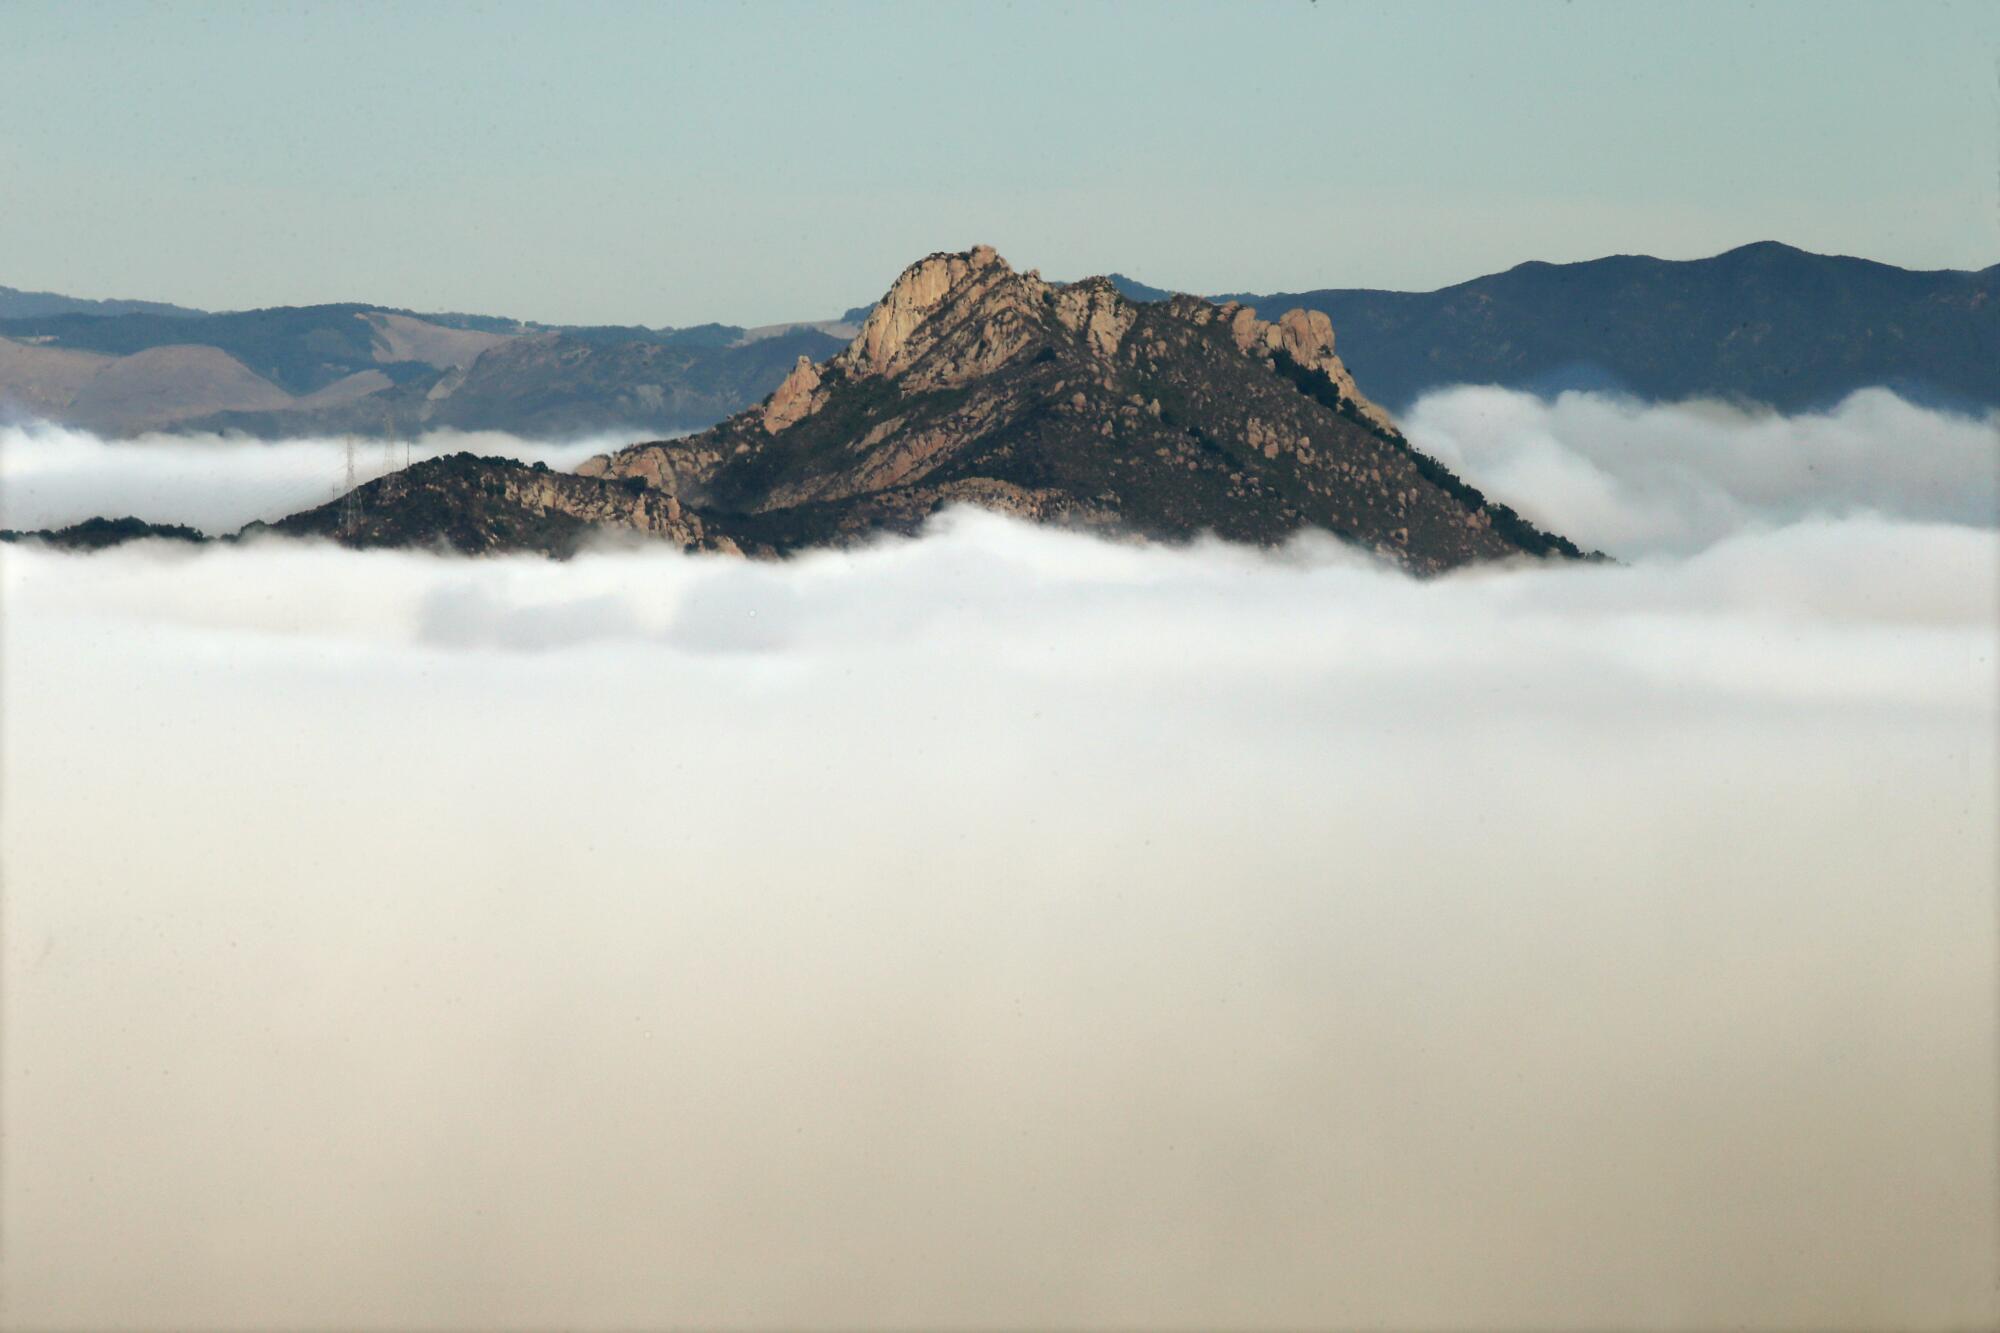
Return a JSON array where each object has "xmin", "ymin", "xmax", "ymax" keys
[
  {"xmin": 0, "ymin": 422, "xmax": 641, "ymax": 537},
  {"xmin": 2, "ymin": 386, "xmax": 1995, "ymax": 556},
  {"xmin": 2, "ymin": 388, "xmax": 1996, "ymax": 1329}
]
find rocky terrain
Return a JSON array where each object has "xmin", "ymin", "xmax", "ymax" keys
[
  {"xmin": 258, "ymin": 453, "xmax": 736, "ymax": 557},
  {"xmin": 8, "ymin": 246, "xmax": 1600, "ymax": 571},
  {"xmin": 566, "ymin": 245, "xmax": 1582, "ymax": 570}
]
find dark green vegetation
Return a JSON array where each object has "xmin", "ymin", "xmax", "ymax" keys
[
  {"xmin": 249, "ymin": 451, "xmax": 717, "ymax": 557},
  {"xmin": 0, "ymin": 515, "xmax": 207, "ymax": 549},
  {"xmin": 0, "ymin": 455, "xmax": 661, "ymax": 557},
  {"xmin": 1214, "ymin": 242, "xmax": 2000, "ymax": 413},
  {"xmin": 1267, "ymin": 349, "xmax": 1590, "ymax": 559},
  {"xmin": 258, "ymin": 454, "xmax": 593, "ymax": 555}
]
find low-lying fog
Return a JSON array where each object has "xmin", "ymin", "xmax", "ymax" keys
[
  {"xmin": 2, "ymin": 386, "xmax": 1993, "ymax": 555},
  {"xmin": 2, "ymin": 388, "xmax": 1996, "ymax": 1329},
  {"xmin": 0, "ymin": 423, "xmax": 642, "ymax": 537}
]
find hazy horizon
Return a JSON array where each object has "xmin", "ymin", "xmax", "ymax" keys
[
  {"xmin": 10, "ymin": 234, "xmax": 1998, "ymax": 328},
  {"xmin": 5, "ymin": 0, "xmax": 1996, "ymax": 325}
]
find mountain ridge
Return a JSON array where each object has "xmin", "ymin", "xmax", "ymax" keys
[
  {"xmin": 0, "ymin": 283, "xmax": 208, "ymax": 321},
  {"xmin": 1205, "ymin": 240, "xmax": 1998, "ymax": 412},
  {"xmin": 9, "ymin": 246, "xmax": 1592, "ymax": 573},
  {"xmin": 6, "ymin": 241, "xmax": 1990, "ymax": 438},
  {"xmin": 563, "ymin": 244, "xmax": 1581, "ymax": 570}
]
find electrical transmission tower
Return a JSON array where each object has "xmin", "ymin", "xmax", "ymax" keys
[{"xmin": 340, "ymin": 434, "xmax": 362, "ymax": 538}]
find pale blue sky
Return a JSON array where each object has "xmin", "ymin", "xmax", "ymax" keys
[{"xmin": 3, "ymin": 0, "xmax": 1996, "ymax": 325}]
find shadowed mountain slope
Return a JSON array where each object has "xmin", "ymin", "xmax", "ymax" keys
[
  {"xmin": 569, "ymin": 245, "xmax": 1581, "ymax": 571},
  {"xmin": 1213, "ymin": 242, "xmax": 1999, "ymax": 412}
]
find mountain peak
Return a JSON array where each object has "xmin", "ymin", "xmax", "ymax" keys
[
  {"xmin": 565, "ymin": 246, "xmax": 1585, "ymax": 571},
  {"xmin": 1718, "ymin": 239, "xmax": 1806, "ymax": 260},
  {"xmin": 837, "ymin": 244, "xmax": 1014, "ymax": 378}
]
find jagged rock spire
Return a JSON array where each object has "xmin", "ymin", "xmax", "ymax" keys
[{"xmin": 762, "ymin": 354, "xmax": 822, "ymax": 434}]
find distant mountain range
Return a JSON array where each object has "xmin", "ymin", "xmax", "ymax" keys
[
  {"xmin": 13, "ymin": 246, "xmax": 1587, "ymax": 574},
  {"xmin": 2, "ymin": 242, "xmax": 1991, "ymax": 439},
  {"xmin": 1202, "ymin": 242, "xmax": 1998, "ymax": 414},
  {"xmin": 0, "ymin": 298, "xmax": 855, "ymax": 437}
]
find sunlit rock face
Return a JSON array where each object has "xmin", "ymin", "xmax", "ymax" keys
[{"xmin": 579, "ymin": 245, "xmax": 1581, "ymax": 571}]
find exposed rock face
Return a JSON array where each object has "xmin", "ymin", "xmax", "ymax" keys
[
  {"xmin": 1217, "ymin": 303, "xmax": 1393, "ymax": 430},
  {"xmin": 1051, "ymin": 279, "xmax": 1138, "ymax": 358},
  {"xmin": 577, "ymin": 245, "xmax": 1583, "ymax": 571},
  {"xmin": 839, "ymin": 245, "xmax": 1008, "ymax": 378},
  {"xmin": 761, "ymin": 354, "xmax": 823, "ymax": 432},
  {"xmin": 1270, "ymin": 306, "xmax": 1394, "ymax": 430}
]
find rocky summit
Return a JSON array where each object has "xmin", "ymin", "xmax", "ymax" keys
[
  {"xmin": 572, "ymin": 244, "xmax": 1583, "ymax": 570},
  {"xmin": 15, "ymin": 247, "xmax": 1589, "ymax": 571}
]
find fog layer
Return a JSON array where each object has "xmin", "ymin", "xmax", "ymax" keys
[
  {"xmin": 4, "ymin": 387, "xmax": 1992, "ymax": 558},
  {"xmin": 1405, "ymin": 386, "xmax": 1998, "ymax": 555},
  {"xmin": 2, "ymin": 394, "xmax": 1996, "ymax": 1329},
  {"xmin": 0, "ymin": 422, "xmax": 644, "ymax": 536}
]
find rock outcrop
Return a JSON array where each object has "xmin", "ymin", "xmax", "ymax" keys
[
  {"xmin": 576, "ymin": 245, "xmax": 1583, "ymax": 571},
  {"xmin": 761, "ymin": 354, "xmax": 823, "ymax": 433},
  {"xmin": 261, "ymin": 453, "xmax": 733, "ymax": 557}
]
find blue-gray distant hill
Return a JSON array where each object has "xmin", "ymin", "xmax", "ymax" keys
[
  {"xmin": 9, "ymin": 243, "xmax": 1992, "ymax": 438},
  {"xmin": 0, "ymin": 299, "xmax": 855, "ymax": 437},
  {"xmin": 1181, "ymin": 243, "xmax": 1997, "ymax": 414},
  {"xmin": 0, "ymin": 284, "xmax": 207, "ymax": 320}
]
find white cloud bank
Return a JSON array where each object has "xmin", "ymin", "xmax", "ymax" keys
[
  {"xmin": 1, "ymin": 391, "xmax": 1997, "ymax": 1329},
  {"xmin": 1403, "ymin": 386, "xmax": 1999, "ymax": 556},
  {"xmin": 3, "ymin": 386, "xmax": 1992, "ymax": 558},
  {"xmin": 0, "ymin": 421, "xmax": 642, "ymax": 536}
]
